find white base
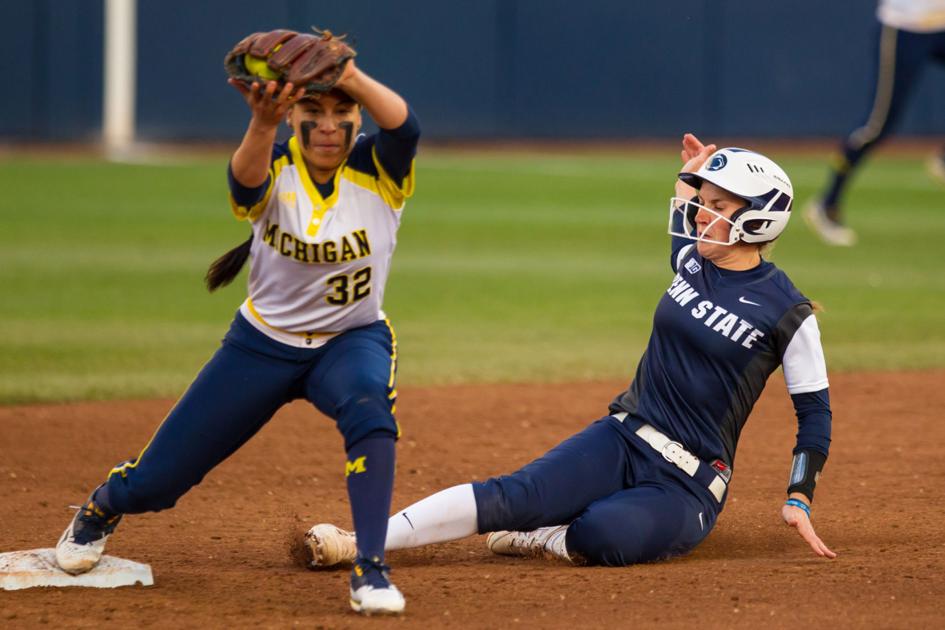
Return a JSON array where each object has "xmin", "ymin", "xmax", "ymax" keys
[{"xmin": 0, "ymin": 548, "xmax": 153, "ymax": 591}]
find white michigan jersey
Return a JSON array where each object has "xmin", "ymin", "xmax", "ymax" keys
[
  {"xmin": 229, "ymin": 128, "xmax": 417, "ymax": 348},
  {"xmin": 878, "ymin": 0, "xmax": 945, "ymax": 32}
]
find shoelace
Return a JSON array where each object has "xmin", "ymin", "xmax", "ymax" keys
[
  {"xmin": 67, "ymin": 502, "xmax": 121, "ymax": 544},
  {"xmin": 356, "ymin": 556, "xmax": 391, "ymax": 574},
  {"xmin": 353, "ymin": 556, "xmax": 393, "ymax": 589}
]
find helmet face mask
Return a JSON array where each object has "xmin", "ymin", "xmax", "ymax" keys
[
  {"xmin": 668, "ymin": 196, "xmax": 739, "ymax": 245},
  {"xmin": 670, "ymin": 148, "xmax": 794, "ymax": 246}
]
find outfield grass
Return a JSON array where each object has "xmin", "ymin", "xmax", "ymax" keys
[{"xmin": 1, "ymin": 148, "xmax": 942, "ymax": 403}]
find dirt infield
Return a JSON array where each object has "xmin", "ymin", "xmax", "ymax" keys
[{"xmin": 2, "ymin": 371, "xmax": 944, "ymax": 628}]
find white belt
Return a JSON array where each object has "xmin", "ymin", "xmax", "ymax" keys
[{"xmin": 612, "ymin": 411, "xmax": 728, "ymax": 503}]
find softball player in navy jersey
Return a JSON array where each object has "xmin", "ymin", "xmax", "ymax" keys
[
  {"xmin": 806, "ymin": 0, "xmax": 945, "ymax": 246},
  {"xmin": 305, "ymin": 135, "xmax": 836, "ymax": 572},
  {"xmin": 55, "ymin": 58, "xmax": 418, "ymax": 614}
]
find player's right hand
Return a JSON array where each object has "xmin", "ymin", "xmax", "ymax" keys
[
  {"xmin": 781, "ymin": 502, "xmax": 837, "ymax": 559},
  {"xmin": 229, "ymin": 79, "xmax": 306, "ymax": 128}
]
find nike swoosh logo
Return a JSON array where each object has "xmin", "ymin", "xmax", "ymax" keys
[{"xmin": 738, "ymin": 296, "xmax": 761, "ymax": 306}]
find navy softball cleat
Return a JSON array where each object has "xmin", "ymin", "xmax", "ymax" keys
[
  {"xmin": 55, "ymin": 494, "xmax": 123, "ymax": 575},
  {"xmin": 349, "ymin": 557, "xmax": 405, "ymax": 615}
]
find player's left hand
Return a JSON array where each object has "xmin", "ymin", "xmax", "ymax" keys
[
  {"xmin": 675, "ymin": 133, "xmax": 717, "ymax": 198},
  {"xmin": 781, "ymin": 501, "xmax": 837, "ymax": 559}
]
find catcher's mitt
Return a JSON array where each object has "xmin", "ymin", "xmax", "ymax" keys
[{"xmin": 224, "ymin": 28, "xmax": 356, "ymax": 96}]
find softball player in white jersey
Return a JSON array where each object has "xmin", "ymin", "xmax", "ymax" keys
[
  {"xmin": 806, "ymin": 0, "xmax": 945, "ymax": 246},
  {"xmin": 55, "ymin": 57, "xmax": 419, "ymax": 615}
]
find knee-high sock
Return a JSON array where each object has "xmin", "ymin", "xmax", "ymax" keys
[
  {"xmin": 346, "ymin": 434, "xmax": 396, "ymax": 562},
  {"xmin": 822, "ymin": 149, "xmax": 859, "ymax": 211},
  {"xmin": 385, "ymin": 484, "xmax": 478, "ymax": 550}
]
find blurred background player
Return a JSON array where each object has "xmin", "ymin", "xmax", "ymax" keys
[
  {"xmin": 806, "ymin": 0, "xmax": 945, "ymax": 246},
  {"xmin": 54, "ymin": 48, "xmax": 419, "ymax": 616},
  {"xmin": 305, "ymin": 135, "xmax": 835, "ymax": 571}
]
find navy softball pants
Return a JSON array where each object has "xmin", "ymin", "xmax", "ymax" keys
[
  {"xmin": 103, "ymin": 312, "xmax": 398, "ymax": 514},
  {"xmin": 473, "ymin": 417, "xmax": 722, "ymax": 566}
]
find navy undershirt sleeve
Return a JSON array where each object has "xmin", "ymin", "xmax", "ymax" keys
[
  {"xmin": 373, "ymin": 108, "xmax": 420, "ymax": 187},
  {"xmin": 791, "ymin": 388, "xmax": 832, "ymax": 456},
  {"xmin": 669, "ymin": 206, "xmax": 691, "ymax": 271},
  {"xmin": 227, "ymin": 162, "xmax": 270, "ymax": 207},
  {"xmin": 227, "ymin": 143, "xmax": 290, "ymax": 206}
]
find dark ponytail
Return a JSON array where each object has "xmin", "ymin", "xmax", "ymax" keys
[{"xmin": 205, "ymin": 235, "xmax": 253, "ymax": 292}]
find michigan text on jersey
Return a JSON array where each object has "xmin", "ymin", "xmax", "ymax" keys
[{"xmin": 261, "ymin": 220, "xmax": 372, "ymax": 264}]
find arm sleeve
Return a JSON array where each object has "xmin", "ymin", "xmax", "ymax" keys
[
  {"xmin": 783, "ymin": 311, "xmax": 831, "ymax": 454},
  {"xmin": 781, "ymin": 310, "xmax": 831, "ymax": 499},
  {"xmin": 373, "ymin": 108, "xmax": 420, "ymax": 188},
  {"xmin": 787, "ymin": 389, "xmax": 831, "ymax": 501},
  {"xmin": 227, "ymin": 142, "xmax": 288, "ymax": 222},
  {"xmin": 227, "ymin": 162, "xmax": 270, "ymax": 207},
  {"xmin": 791, "ymin": 388, "xmax": 832, "ymax": 456}
]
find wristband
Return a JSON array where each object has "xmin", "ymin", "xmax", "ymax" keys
[
  {"xmin": 787, "ymin": 449, "xmax": 827, "ymax": 502},
  {"xmin": 785, "ymin": 498, "xmax": 811, "ymax": 518}
]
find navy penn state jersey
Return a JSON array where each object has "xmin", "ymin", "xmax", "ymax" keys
[{"xmin": 610, "ymin": 243, "xmax": 828, "ymax": 467}]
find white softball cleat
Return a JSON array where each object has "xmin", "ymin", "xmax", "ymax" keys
[
  {"xmin": 304, "ymin": 523, "xmax": 358, "ymax": 568},
  {"xmin": 486, "ymin": 525, "xmax": 571, "ymax": 561},
  {"xmin": 803, "ymin": 201, "xmax": 857, "ymax": 247},
  {"xmin": 349, "ymin": 558, "xmax": 405, "ymax": 615},
  {"xmin": 55, "ymin": 500, "xmax": 123, "ymax": 575},
  {"xmin": 928, "ymin": 154, "xmax": 945, "ymax": 185}
]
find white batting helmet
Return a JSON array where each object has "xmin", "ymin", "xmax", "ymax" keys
[{"xmin": 676, "ymin": 148, "xmax": 794, "ymax": 244}]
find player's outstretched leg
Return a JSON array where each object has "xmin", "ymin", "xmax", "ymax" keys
[
  {"xmin": 55, "ymin": 314, "xmax": 299, "ymax": 574},
  {"xmin": 304, "ymin": 418, "xmax": 630, "ymax": 572},
  {"xmin": 55, "ymin": 485, "xmax": 122, "ymax": 574},
  {"xmin": 303, "ymin": 483, "xmax": 480, "ymax": 568}
]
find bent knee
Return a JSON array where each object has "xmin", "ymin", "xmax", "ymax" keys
[
  {"xmin": 336, "ymin": 395, "xmax": 398, "ymax": 449},
  {"xmin": 472, "ymin": 476, "xmax": 547, "ymax": 533},
  {"xmin": 567, "ymin": 510, "xmax": 677, "ymax": 567}
]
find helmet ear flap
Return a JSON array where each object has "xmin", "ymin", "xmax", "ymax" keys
[
  {"xmin": 728, "ymin": 205, "xmax": 752, "ymax": 242},
  {"xmin": 733, "ymin": 206, "xmax": 787, "ymax": 243}
]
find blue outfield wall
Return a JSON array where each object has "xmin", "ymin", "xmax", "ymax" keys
[
  {"xmin": 4, "ymin": 0, "xmax": 945, "ymax": 141},
  {"xmin": 2, "ymin": 1, "xmax": 104, "ymax": 141}
]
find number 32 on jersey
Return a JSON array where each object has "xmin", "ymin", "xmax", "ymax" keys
[{"xmin": 326, "ymin": 266, "xmax": 372, "ymax": 305}]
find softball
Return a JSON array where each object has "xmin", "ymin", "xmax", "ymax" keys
[{"xmin": 244, "ymin": 54, "xmax": 279, "ymax": 80}]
